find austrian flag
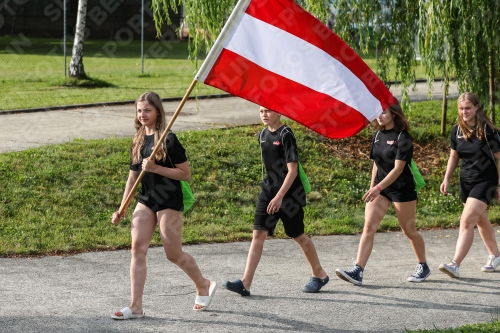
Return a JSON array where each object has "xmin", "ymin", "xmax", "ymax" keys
[{"xmin": 195, "ymin": 0, "xmax": 398, "ymax": 139}]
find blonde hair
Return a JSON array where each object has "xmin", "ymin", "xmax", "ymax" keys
[
  {"xmin": 374, "ymin": 103, "xmax": 410, "ymax": 132},
  {"xmin": 131, "ymin": 92, "xmax": 167, "ymax": 164},
  {"xmin": 456, "ymin": 92, "xmax": 498, "ymax": 141}
]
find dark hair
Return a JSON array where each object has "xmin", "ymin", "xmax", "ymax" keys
[{"xmin": 374, "ymin": 103, "xmax": 410, "ymax": 132}]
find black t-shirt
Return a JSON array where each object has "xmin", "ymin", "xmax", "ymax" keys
[
  {"xmin": 450, "ymin": 124, "xmax": 500, "ymax": 184},
  {"xmin": 370, "ymin": 130, "xmax": 415, "ymax": 191},
  {"xmin": 130, "ymin": 132, "xmax": 188, "ymax": 209},
  {"xmin": 258, "ymin": 125, "xmax": 306, "ymax": 206}
]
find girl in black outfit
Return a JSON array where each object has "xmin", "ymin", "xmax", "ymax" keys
[
  {"xmin": 111, "ymin": 92, "xmax": 216, "ymax": 319},
  {"xmin": 335, "ymin": 103, "xmax": 430, "ymax": 285},
  {"xmin": 439, "ymin": 92, "xmax": 500, "ymax": 278}
]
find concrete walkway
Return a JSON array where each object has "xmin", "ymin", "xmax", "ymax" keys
[
  {"xmin": 0, "ymin": 81, "xmax": 458, "ymax": 153},
  {"xmin": 3, "ymin": 80, "xmax": 498, "ymax": 333}
]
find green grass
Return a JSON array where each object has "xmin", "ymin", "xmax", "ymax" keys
[
  {"xmin": 407, "ymin": 319, "xmax": 500, "ymax": 332},
  {"xmin": 0, "ymin": 37, "xmax": 219, "ymax": 110},
  {"xmin": 0, "ymin": 37, "xmax": 435, "ymax": 111},
  {"xmin": 1, "ymin": 99, "xmax": 498, "ymax": 257}
]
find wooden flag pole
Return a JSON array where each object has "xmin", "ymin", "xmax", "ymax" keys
[{"xmin": 118, "ymin": 79, "xmax": 198, "ymax": 216}]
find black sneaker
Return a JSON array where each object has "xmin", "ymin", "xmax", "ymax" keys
[
  {"xmin": 407, "ymin": 263, "xmax": 431, "ymax": 282},
  {"xmin": 335, "ymin": 260, "xmax": 363, "ymax": 285}
]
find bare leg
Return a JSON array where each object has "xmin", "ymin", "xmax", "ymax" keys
[
  {"xmin": 453, "ymin": 198, "xmax": 487, "ymax": 265},
  {"xmin": 356, "ymin": 195, "xmax": 391, "ymax": 268},
  {"xmin": 393, "ymin": 200, "xmax": 426, "ymax": 262},
  {"xmin": 293, "ymin": 234, "xmax": 327, "ymax": 279},
  {"xmin": 476, "ymin": 210, "xmax": 500, "ymax": 256},
  {"xmin": 114, "ymin": 203, "xmax": 156, "ymax": 317},
  {"xmin": 157, "ymin": 209, "xmax": 211, "ymax": 310},
  {"xmin": 241, "ymin": 230, "xmax": 268, "ymax": 290}
]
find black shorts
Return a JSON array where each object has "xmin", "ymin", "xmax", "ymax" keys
[
  {"xmin": 138, "ymin": 199, "xmax": 183, "ymax": 213},
  {"xmin": 380, "ymin": 187, "xmax": 417, "ymax": 203},
  {"xmin": 459, "ymin": 180, "xmax": 497, "ymax": 205},
  {"xmin": 253, "ymin": 199, "xmax": 305, "ymax": 238}
]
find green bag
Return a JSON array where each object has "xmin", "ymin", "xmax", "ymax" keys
[
  {"xmin": 409, "ymin": 159, "xmax": 425, "ymax": 193},
  {"xmin": 166, "ymin": 145, "xmax": 195, "ymax": 213},
  {"xmin": 180, "ymin": 180, "xmax": 195, "ymax": 213},
  {"xmin": 298, "ymin": 162, "xmax": 311, "ymax": 194}
]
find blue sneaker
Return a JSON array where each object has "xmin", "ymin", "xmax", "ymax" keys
[
  {"xmin": 301, "ymin": 276, "xmax": 329, "ymax": 293},
  {"xmin": 335, "ymin": 260, "xmax": 363, "ymax": 285},
  {"xmin": 407, "ymin": 263, "xmax": 431, "ymax": 282}
]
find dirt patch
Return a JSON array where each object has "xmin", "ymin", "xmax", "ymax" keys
[{"xmin": 321, "ymin": 136, "xmax": 449, "ymax": 176}]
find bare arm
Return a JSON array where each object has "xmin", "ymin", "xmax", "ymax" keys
[
  {"xmin": 112, "ymin": 170, "xmax": 139, "ymax": 224},
  {"xmin": 440, "ymin": 149, "xmax": 460, "ymax": 195},
  {"xmin": 142, "ymin": 159, "xmax": 191, "ymax": 181},
  {"xmin": 267, "ymin": 161, "xmax": 298, "ymax": 214}
]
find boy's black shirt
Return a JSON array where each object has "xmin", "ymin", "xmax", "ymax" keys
[
  {"xmin": 451, "ymin": 125, "xmax": 500, "ymax": 184},
  {"xmin": 130, "ymin": 132, "xmax": 187, "ymax": 208},
  {"xmin": 258, "ymin": 125, "xmax": 306, "ymax": 206},
  {"xmin": 370, "ymin": 129, "xmax": 415, "ymax": 191}
]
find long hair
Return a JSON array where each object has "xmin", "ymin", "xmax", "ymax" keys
[
  {"xmin": 374, "ymin": 103, "xmax": 410, "ymax": 132},
  {"xmin": 131, "ymin": 92, "xmax": 167, "ymax": 164},
  {"xmin": 456, "ymin": 92, "xmax": 499, "ymax": 141}
]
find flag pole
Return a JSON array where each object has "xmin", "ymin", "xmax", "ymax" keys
[{"xmin": 118, "ymin": 79, "xmax": 198, "ymax": 216}]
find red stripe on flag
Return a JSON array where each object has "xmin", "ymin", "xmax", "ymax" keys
[
  {"xmin": 246, "ymin": 0, "xmax": 397, "ymax": 111},
  {"xmin": 204, "ymin": 49, "xmax": 370, "ymax": 139}
]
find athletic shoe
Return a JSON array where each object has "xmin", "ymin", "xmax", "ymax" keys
[
  {"xmin": 407, "ymin": 263, "xmax": 431, "ymax": 282},
  {"xmin": 481, "ymin": 254, "xmax": 500, "ymax": 272},
  {"xmin": 335, "ymin": 259, "xmax": 363, "ymax": 285},
  {"xmin": 438, "ymin": 259, "xmax": 460, "ymax": 278}
]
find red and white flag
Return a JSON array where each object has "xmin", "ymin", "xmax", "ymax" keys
[{"xmin": 195, "ymin": 0, "xmax": 397, "ymax": 139}]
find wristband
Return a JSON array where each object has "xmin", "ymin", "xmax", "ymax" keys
[{"xmin": 376, "ymin": 184, "xmax": 382, "ymax": 192}]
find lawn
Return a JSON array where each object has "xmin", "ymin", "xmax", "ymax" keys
[
  {"xmin": 0, "ymin": 37, "xmax": 433, "ymax": 111},
  {"xmin": 1, "ymin": 99, "xmax": 498, "ymax": 257}
]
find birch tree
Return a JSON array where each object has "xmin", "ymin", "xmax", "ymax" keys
[{"xmin": 68, "ymin": 0, "xmax": 88, "ymax": 79}]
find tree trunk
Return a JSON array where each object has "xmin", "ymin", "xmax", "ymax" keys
[
  {"xmin": 489, "ymin": 47, "xmax": 495, "ymax": 123},
  {"xmin": 68, "ymin": 0, "xmax": 88, "ymax": 79},
  {"xmin": 441, "ymin": 63, "xmax": 449, "ymax": 136}
]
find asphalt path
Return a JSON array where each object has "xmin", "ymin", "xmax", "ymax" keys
[{"xmin": 3, "ymin": 80, "xmax": 499, "ymax": 333}]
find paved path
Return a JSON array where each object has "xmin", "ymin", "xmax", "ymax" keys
[
  {"xmin": 1, "ymin": 229, "xmax": 500, "ymax": 333},
  {"xmin": 0, "ymin": 81, "xmax": 458, "ymax": 153},
  {"xmin": 3, "ymin": 80, "xmax": 498, "ymax": 333}
]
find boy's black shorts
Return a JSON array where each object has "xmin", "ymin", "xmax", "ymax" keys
[
  {"xmin": 460, "ymin": 179, "xmax": 497, "ymax": 205},
  {"xmin": 253, "ymin": 199, "xmax": 304, "ymax": 238}
]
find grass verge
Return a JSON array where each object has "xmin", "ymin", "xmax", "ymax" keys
[{"xmin": 1, "ymin": 99, "xmax": 498, "ymax": 256}]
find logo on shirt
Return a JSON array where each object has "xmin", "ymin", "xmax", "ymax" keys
[
  {"xmin": 386, "ymin": 140, "xmax": 396, "ymax": 145},
  {"xmin": 273, "ymin": 141, "xmax": 281, "ymax": 146}
]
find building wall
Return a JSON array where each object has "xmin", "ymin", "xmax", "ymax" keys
[{"xmin": 0, "ymin": 0, "xmax": 182, "ymax": 40}]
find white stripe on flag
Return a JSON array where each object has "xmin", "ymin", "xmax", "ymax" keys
[{"xmin": 224, "ymin": 14, "xmax": 382, "ymax": 121}]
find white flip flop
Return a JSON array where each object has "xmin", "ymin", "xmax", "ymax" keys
[
  {"xmin": 193, "ymin": 281, "xmax": 218, "ymax": 311},
  {"xmin": 111, "ymin": 307, "xmax": 145, "ymax": 320}
]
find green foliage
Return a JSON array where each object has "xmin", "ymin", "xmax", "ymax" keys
[{"xmin": 151, "ymin": 1, "xmax": 500, "ymax": 116}]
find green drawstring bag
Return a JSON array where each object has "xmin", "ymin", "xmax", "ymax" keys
[
  {"xmin": 180, "ymin": 180, "xmax": 195, "ymax": 213},
  {"xmin": 166, "ymin": 148, "xmax": 195, "ymax": 213},
  {"xmin": 298, "ymin": 162, "xmax": 311, "ymax": 194},
  {"xmin": 409, "ymin": 159, "xmax": 425, "ymax": 192}
]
